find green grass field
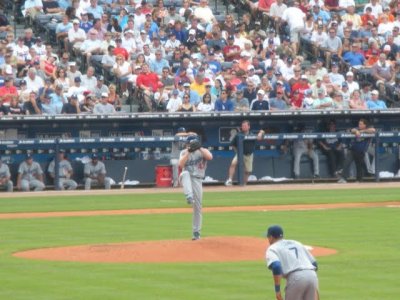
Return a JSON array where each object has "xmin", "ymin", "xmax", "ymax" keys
[{"xmin": 0, "ymin": 188, "xmax": 399, "ymax": 300}]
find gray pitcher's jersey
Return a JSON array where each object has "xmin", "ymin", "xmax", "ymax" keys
[
  {"xmin": 84, "ymin": 161, "xmax": 106, "ymax": 177},
  {"xmin": 18, "ymin": 161, "xmax": 43, "ymax": 181},
  {"xmin": 48, "ymin": 159, "xmax": 73, "ymax": 177},
  {"xmin": 180, "ymin": 149, "xmax": 207, "ymax": 178},
  {"xmin": 0, "ymin": 163, "xmax": 10, "ymax": 178},
  {"xmin": 266, "ymin": 239, "xmax": 316, "ymax": 276}
]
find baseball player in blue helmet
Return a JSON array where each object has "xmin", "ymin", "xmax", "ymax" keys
[
  {"xmin": 265, "ymin": 225, "xmax": 319, "ymax": 300},
  {"xmin": 179, "ymin": 135, "xmax": 213, "ymax": 240}
]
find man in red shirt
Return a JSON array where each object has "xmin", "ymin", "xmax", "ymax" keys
[
  {"xmin": 136, "ymin": 63, "xmax": 160, "ymax": 111},
  {"xmin": 223, "ymin": 35, "xmax": 241, "ymax": 62},
  {"xmin": 0, "ymin": 77, "xmax": 18, "ymax": 105},
  {"xmin": 113, "ymin": 38, "xmax": 129, "ymax": 61}
]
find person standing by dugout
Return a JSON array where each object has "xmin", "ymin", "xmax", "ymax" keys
[
  {"xmin": 338, "ymin": 118, "xmax": 376, "ymax": 183},
  {"xmin": 225, "ymin": 120, "xmax": 256, "ymax": 186},
  {"xmin": 179, "ymin": 135, "xmax": 213, "ymax": 240}
]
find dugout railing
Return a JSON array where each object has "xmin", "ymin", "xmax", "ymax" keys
[
  {"xmin": 235, "ymin": 132, "xmax": 399, "ymax": 186},
  {"xmin": 0, "ymin": 132, "xmax": 399, "ymax": 189}
]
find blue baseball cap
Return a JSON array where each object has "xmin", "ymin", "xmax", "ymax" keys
[
  {"xmin": 186, "ymin": 135, "xmax": 198, "ymax": 143},
  {"xmin": 177, "ymin": 127, "xmax": 186, "ymax": 133},
  {"xmin": 266, "ymin": 225, "xmax": 284, "ymax": 238}
]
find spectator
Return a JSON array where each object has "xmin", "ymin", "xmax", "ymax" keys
[
  {"xmin": 79, "ymin": 29, "xmax": 102, "ymax": 65},
  {"xmin": 17, "ymin": 154, "xmax": 45, "ymax": 192},
  {"xmin": 344, "ymin": 71, "xmax": 360, "ymax": 93},
  {"xmin": 93, "ymin": 75, "xmax": 109, "ymax": 100},
  {"xmin": 232, "ymin": 89, "xmax": 250, "ymax": 112},
  {"xmin": 321, "ymin": 28, "xmax": 343, "ymax": 67},
  {"xmin": 56, "ymin": 14, "xmax": 73, "ymax": 53},
  {"xmin": 197, "ymin": 92, "xmax": 214, "ymax": 112},
  {"xmin": 281, "ymin": 1, "xmax": 306, "ymax": 54},
  {"xmin": 167, "ymin": 89, "xmax": 182, "ymax": 112},
  {"xmin": 342, "ymin": 43, "xmax": 365, "ymax": 66},
  {"xmin": 371, "ymin": 53, "xmax": 395, "ymax": 95},
  {"xmin": 93, "ymin": 92, "xmax": 116, "ymax": 114},
  {"xmin": 214, "ymin": 89, "xmax": 234, "ymax": 111},
  {"xmin": 366, "ymin": 89, "xmax": 387, "ymax": 109},
  {"xmin": 0, "ymin": 77, "xmax": 18, "ymax": 105},
  {"xmin": 61, "ymin": 94, "xmax": 81, "ymax": 114},
  {"xmin": 349, "ymin": 89, "xmax": 367, "ymax": 109},
  {"xmin": 313, "ymin": 88, "xmax": 334, "ymax": 109},
  {"xmin": 68, "ymin": 18, "xmax": 86, "ymax": 51},
  {"xmin": 178, "ymin": 92, "xmax": 196, "ymax": 112},
  {"xmin": 48, "ymin": 150, "xmax": 78, "ymax": 190},
  {"xmin": 136, "ymin": 62, "xmax": 161, "ymax": 111},
  {"xmin": 250, "ymin": 90, "xmax": 270, "ymax": 111},
  {"xmin": 84, "ymin": 153, "xmax": 111, "ymax": 190}
]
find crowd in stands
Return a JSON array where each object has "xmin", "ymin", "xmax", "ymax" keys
[{"xmin": 0, "ymin": 0, "xmax": 400, "ymax": 115}]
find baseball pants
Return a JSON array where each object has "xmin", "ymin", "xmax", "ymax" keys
[
  {"xmin": 1, "ymin": 180, "xmax": 13, "ymax": 192},
  {"xmin": 285, "ymin": 269, "xmax": 319, "ymax": 300},
  {"xmin": 293, "ymin": 147, "xmax": 319, "ymax": 177},
  {"xmin": 59, "ymin": 178, "xmax": 78, "ymax": 190},
  {"xmin": 21, "ymin": 179, "xmax": 45, "ymax": 191},
  {"xmin": 180, "ymin": 171, "xmax": 203, "ymax": 234},
  {"xmin": 85, "ymin": 177, "xmax": 111, "ymax": 190}
]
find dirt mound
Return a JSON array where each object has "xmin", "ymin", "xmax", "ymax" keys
[{"xmin": 14, "ymin": 236, "xmax": 337, "ymax": 263}]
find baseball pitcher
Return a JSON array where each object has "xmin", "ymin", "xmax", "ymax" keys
[{"xmin": 179, "ymin": 136, "xmax": 213, "ymax": 240}]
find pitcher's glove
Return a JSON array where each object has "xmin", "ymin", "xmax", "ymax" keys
[{"xmin": 188, "ymin": 139, "xmax": 201, "ymax": 152}]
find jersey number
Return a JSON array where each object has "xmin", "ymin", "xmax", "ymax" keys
[{"xmin": 289, "ymin": 247, "xmax": 298, "ymax": 259}]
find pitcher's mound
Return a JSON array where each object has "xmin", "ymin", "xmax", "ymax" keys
[{"xmin": 14, "ymin": 236, "xmax": 336, "ymax": 263}]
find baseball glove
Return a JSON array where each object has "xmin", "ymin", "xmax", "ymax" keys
[{"xmin": 188, "ymin": 139, "xmax": 201, "ymax": 152}]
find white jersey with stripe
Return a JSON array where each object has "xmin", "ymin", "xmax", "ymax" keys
[{"xmin": 266, "ymin": 239, "xmax": 316, "ymax": 277}]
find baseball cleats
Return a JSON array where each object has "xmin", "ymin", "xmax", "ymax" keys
[
  {"xmin": 224, "ymin": 179, "xmax": 232, "ymax": 186},
  {"xmin": 186, "ymin": 196, "xmax": 193, "ymax": 204},
  {"xmin": 192, "ymin": 232, "xmax": 200, "ymax": 241}
]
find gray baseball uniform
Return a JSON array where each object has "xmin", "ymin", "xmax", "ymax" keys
[
  {"xmin": 48, "ymin": 159, "xmax": 78, "ymax": 190},
  {"xmin": 18, "ymin": 161, "xmax": 45, "ymax": 191},
  {"xmin": 84, "ymin": 160, "xmax": 111, "ymax": 190},
  {"xmin": 266, "ymin": 239, "xmax": 319, "ymax": 300},
  {"xmin": 179, "ymin": 149, "xmax": 209, "ymax": 238},
  {"xmin": 0, "ymin": 162, "xmax": 13, "ymax": 192}
]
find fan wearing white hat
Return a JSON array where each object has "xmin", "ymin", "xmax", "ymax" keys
[
  {"xmin": 93, "ymin": 92, "xmax": 116, "ymax": 114},
  {"xmin": 344, "ymin": 71, "xmax": 359, "ymax": 93},
  {"xmin": 366, "ymin": 90, "xmax": 387, "ymax": 109},
  {"xmin": 249, "ymin": 89, "xmax": 270, "ymax": 111}
]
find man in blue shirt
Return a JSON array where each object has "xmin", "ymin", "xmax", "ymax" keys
[
  {"xmin": 214, "ymin": 89, "xmax": 234, "ymax": 111},
  {"xmin": 80, "ymin": 12, "xmax": 93, "ymax": 33},
  {"xmin": 250, "ymin": 90, "xmax": 270, "ymax": 111},
  {"xmin": 312, "ymin": 5, "xmax": 331, "ymax": 25},
  {"xmin": 86, "ymin": 0, "xmax": 104, "ymax": 19},
  {"xmin": 366, "ymin": 90, "xmax": 387, "ymax": 109},
  {"xmin": 343, "ymin": 43, "xmax": 365, "ymax": 66}
]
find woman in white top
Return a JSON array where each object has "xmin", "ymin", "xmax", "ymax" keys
[
  {"xmin": 197, "ymin": 93, "xmax": 214, "ymax": 112},
  {"xmin": 55, "ymin": 68, "xmax": 71, "ymax": 92},
  {"xmin": 112, "ymin": 54, "xmax": 132, "ymax": 96}
]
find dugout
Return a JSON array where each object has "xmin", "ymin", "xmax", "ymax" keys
[{"xmin": 1, "ymin": 110, "xmax": 400, "ymax": 187}]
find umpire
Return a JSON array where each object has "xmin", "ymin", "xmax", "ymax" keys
[{"xmin": 225, "ymin": 120, "xmax": 256, "ymax": 186}]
